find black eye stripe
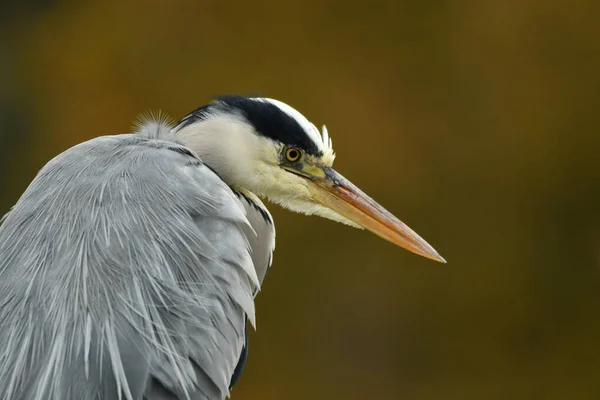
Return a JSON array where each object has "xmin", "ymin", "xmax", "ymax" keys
[{"xmin": 179, "ymin": 96, "xmax": 324, "ymax": 156}]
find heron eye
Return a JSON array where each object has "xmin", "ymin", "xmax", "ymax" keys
[{"xmin": 285, "ymin": 147, "xmax": 302, "ymax": 162}]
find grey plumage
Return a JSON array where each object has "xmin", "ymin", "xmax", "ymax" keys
[
  {"xmin": 0, "ymin": 95, "xmax": 445, "ymax": 400},
  {"xmin": 0, "ymin": 128, "xmax": 274, "ymax": 399}
]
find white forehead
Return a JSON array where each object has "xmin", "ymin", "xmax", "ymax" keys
[{"xmin": 252, "ymin": 98, "xmax": 331, "ymax": 153}]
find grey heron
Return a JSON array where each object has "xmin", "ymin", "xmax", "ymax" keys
[{"xmin": 0, "ymin": 95, "xmax": 445, "ymax": 400}]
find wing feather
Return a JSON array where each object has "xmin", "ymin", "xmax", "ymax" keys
[{"xmin": 0, "ymin": 133, "xmax": 261, "ymax": 400}]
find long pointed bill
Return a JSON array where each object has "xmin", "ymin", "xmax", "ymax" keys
[{"xmin": 310, "ymin": 168, "xmax": 446, "ymax": 263}]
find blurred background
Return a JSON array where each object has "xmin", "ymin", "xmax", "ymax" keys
[{"xmin": 1, "ymin": 0, "xmax": 600, "ymax": 398}]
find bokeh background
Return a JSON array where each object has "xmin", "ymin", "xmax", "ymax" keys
[{"xmin": 1, "ymin": 0, "xmax": 600, "ymax": 398}]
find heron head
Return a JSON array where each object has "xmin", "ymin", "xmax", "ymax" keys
[{"xmin": 173, "ymin": 95, "xmax": 444, "ymax": 262}]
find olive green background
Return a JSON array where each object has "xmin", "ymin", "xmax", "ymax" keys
[{"xmin": 1, "ymin": 1, "xmax": 599, "ymax": 399}]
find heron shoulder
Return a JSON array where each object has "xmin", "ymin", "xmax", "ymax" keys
[{"xmin": 136, "ymin": 116, "xmax": 277, "ymax": 291}]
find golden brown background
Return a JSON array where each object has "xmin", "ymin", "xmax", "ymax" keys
[{"xmin": 1, "ymin": 0, "xmax": 599, "ymax": 398}]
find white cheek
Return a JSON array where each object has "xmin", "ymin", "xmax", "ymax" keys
[
  {"xmin": 241, "ymin": 138, "xmax": 314, "ymax": 201},
  {"xmin": 175, "ymin": 117, "xmax": 314, "ymax": 202},
  {"xmin": 250, "ymin": 163, "xmax": 310, "ymax": 200}
]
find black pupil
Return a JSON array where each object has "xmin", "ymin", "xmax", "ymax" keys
[{"xmin": 288, "ymin": 149, "xmax": 298, "ymax": 160}]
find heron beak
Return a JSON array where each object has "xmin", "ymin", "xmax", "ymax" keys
[{"xmin": 308, "ymin": 167, "xmax": 446, "ymax": 263}]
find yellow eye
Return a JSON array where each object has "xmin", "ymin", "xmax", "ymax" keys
[{"xmin": 285, "ymin": 147, "xmax": 302, "ymax": 162}]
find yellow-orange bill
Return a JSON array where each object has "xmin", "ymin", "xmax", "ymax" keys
[{"xmin": 312, "ymin": 168, "xmax": 446, "ymax": 263}]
